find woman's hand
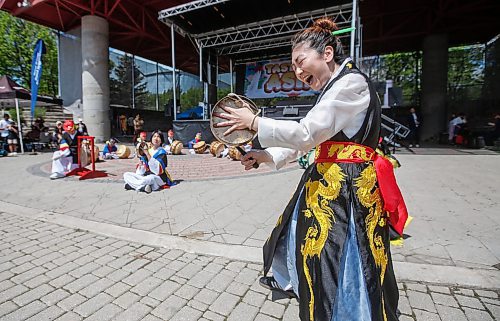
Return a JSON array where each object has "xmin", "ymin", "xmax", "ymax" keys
[
  {"xmin": 240, "ymin": 150, "xmax": 272, "ymax": 170},
  {"xmin": 213, "ymin": 104, "xmax": 257, "ymax": 136}
]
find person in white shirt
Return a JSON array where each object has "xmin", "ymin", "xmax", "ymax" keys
[
  {"xmin": 0, "ymin": 114, "xmax": 11, "ymax": 142},
  {"xmin": 448, "ymin": 113, "xmax": 465, "ymax": 143},
  {"xmin": 163, "ymin": 129, "xmax": 175, "ymax": 154}
]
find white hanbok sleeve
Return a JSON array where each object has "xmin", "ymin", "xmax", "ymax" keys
[
  {"xmin": 258, "ymin": 73, "xmax": 370, "ymax": 153},
  {"xmin": 136, "ymin": 162, "xmax": 147, "ymax": 175},
  {"xmin": 148, "ymin": 157, "xmax": 162, "ymax": 175}
]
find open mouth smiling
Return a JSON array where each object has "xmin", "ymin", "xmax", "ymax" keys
[{"xmin": 304, "ymin": 75, "xmax": 313, "ymax": 85}]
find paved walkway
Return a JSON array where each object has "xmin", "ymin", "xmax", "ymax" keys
[
  {"xmin": 0, "ymin": 147, "xmax": 499, "ymax": 320},
  {"xmin": 1, "ymin": 212, "xmax": 498, "ymax": 321},
  {"xmin": 3, "ymin": 148, "xmax": 499, "ymax": 269}
]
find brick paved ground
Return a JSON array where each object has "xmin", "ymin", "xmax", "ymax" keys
[{"xmin": 1, "ymin": 211, "xmax": 498, "ymax": 321}]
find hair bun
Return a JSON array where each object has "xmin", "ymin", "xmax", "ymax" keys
[{"xmin": 313, "ymin": 17, "xmax": 337, "ymax": 32}]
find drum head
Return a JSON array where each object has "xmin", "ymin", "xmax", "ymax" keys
[
  {"xmin": 193, "ymin": 141, "xmax": 206, "ymax": 149},
  {"xmin": 210, "ymin": 94, "xmax": 259, "ymax": 146},
  {"xmin": 117, "ymin": 145, "xmax": 130, "ymax": 159}
]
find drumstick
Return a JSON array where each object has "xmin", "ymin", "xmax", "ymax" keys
[{"xmin": 236, "ymin": 146, "xmax": 259, "ymax": 169}]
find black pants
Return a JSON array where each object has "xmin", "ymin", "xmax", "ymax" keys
[{"xmin": 409, "ymin": 128, "xmax": 420, "ymax": 145}]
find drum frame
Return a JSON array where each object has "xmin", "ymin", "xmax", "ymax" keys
[
  {"xmin": 171, "ymin": 140, "xmax": 183, "ymax": 155},
  {"xmin": 193, "ymin": 141, "xmax": 207, "ymax": 154},
  {"xmin": 210, "ymin": 93, "xmax": 259, "ymax": 146}
]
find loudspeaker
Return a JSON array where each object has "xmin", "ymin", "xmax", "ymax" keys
[{"xmin": 388, "ymin": 87, "xmax": 403, "ymax": 107}]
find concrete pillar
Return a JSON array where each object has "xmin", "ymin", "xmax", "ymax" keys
[
  {"xmin": 421, "ymin": 33, "xmax": 448, "ymax": 141},
  {"xmin": 81, "ymin": 15, "xmax": 109, "ymax": 142}
]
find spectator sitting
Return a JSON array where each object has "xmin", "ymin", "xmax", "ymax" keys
[
  {"xmin": 34, "ymin": 117, "xmax": 46, "ymax": 132},
  {"xmin": 77, "ymin": 118, "xmax": 88, "ymax": 136},
  {"xmin": 52, "ymin": 121, "xmax": 64, "ymax": 144},
  {"xmin": 454, "ymin": 113, "xmax": 468, "ymax": 145},
  {"xmin": 449, "ymin": 113, "xmax": 466, "ymax": 144}
]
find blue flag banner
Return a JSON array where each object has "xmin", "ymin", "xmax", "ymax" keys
[{"xmin": 30, "ymin": 39, "xmax": 46, "ymax": 119}]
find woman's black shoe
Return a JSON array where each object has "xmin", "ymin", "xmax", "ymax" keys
[
  {"xmin": 259, "ymin": 276, "xmax": 297, "ymax": 298},
  {"xmin": 124, "ymin": 184, "xmax": 133, "ymax": 190}
]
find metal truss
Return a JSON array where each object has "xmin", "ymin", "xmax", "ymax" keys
[
  {"xmin": 218, "ymin": 33, "xmax": 351, "ymax": 56},
  {"xmin": 234, "ymin": 53, "xmax": 293, "ymax": 65},
  {"xmin": 217, "ymin": 36, "xmax": 292, "ymax": 55},
  {"xmin": 194, "ymin": 4, "xmax": 353, "ymax": 49},
  {"xmin": 158, "ymin": 0, "xmax": 230, "ymax": 20}
]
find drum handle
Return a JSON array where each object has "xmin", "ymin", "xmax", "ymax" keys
[{"xmin": 236, "ymin": 146, "xmax": 259, "ymax": 169}]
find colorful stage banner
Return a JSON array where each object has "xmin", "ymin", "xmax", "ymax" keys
[{"xmin": 244, "ymin": 59, "xmax": 318, "ymax": 99}]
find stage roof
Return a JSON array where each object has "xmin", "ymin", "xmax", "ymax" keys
[{"xmin": 1, "ymin": 0, "xmax": 499, "ymax": 74}]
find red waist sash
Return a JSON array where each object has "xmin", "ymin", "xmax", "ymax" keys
[{"xmin": 315, "ymin": 141, "xmax": 408, "ymax": 235}]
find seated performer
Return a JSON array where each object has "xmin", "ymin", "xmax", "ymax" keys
[
  {"xmin": 102, "ymin": 138, "xmax": 118, "ymax": 159},
  {"xmin": 132, "ymin": 131, "xmax": 147, "ymax": 158},
  {"xmin": 123, "ymin": 129, "xmax": 176, "ymax": 193},
  {"xmin": 163, "ymin": 129, "xmax": 175, "ymax": 154},
  {"xmin": 49, "ymin": 120, "xmax": 82, "ymax": 179},
  {"xmin": 188, "ymin": 132, "xmax": 202, "ymax": 149}
]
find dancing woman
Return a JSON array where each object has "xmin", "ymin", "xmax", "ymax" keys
[{"xmin": 215, "ymin": 17, "xmax": 407, "ymax": 321}]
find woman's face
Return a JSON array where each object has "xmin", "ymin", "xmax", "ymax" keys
[
  {"xmin": 292, "ymin": 43, "xmax": 333, "ymax": 91},
  {"xmin": 151, "ymin": 133, "xmax": 162, "ymax": 147}
]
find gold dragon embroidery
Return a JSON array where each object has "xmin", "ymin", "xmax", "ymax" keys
[
  {"xmin": 327, "ymin": 144, "xmax": 372, "ymax": 161},
  {"xmin": 301, "ymin": 163, "xmax": 345, "ymax": 321}
]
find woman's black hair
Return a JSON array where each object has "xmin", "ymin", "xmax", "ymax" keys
[
  {"xmin": 291, "ymin": 17, "xmax": 346, "ymax": 64},
  {"xmin": 151, "ymin": 129, "xmax": 165, "ymax": 145}
]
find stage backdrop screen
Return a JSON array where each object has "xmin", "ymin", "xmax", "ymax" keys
[{"xmin": 244, "ymin": 59, "xmax": 318, "ymax": 98}]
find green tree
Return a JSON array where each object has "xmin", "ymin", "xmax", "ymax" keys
[
  {"xmin": 109, "ymin": 54, "xmax": 148, "ymax": 108},
  {"xmin": 180, "ymin": 87, "xmax": 203, "ymax": 111},
  {"xmin": 448, "ymin": 45, "xmax": 484, "ymax": 102},
  {"xmin": 0, "ymin": 11, "xmax": 58, "ymax": 97},
  {"xmin": 217, "ymin": 87, "xmax": 231, "ymax": 100},
  {"xmin": 158, "ymin": 89, "xmax": 174, "ymax": 110},
  {"xmin": 360, "ymin": 52, "xmax": 419, "ymax": 106}
]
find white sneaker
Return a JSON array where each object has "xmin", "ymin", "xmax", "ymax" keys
[
  {"xmin": 416, "ymin": 144, "xmax": 420, "ymax": 148},
  {"xmin": 50, "ymin": 172, "xmax": 66, "ymax": 180},
  {"xmin": 144, "ymin": 185, "xmax": 152, "ymax": 194},
  {"xmin": 409, "ymin": 144, "xmax": 413, "ymax": 148}
]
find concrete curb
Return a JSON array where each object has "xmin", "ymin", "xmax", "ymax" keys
[
  {"xmin": 0, "ymin": 200, "xmax": 262, "ymax": 263},
  {"xmin": 2, "ymin": 200, "xmax": 500, "ymax": 290}
]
